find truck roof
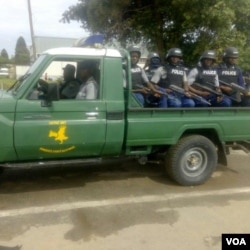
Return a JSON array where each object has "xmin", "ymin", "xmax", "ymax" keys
[{"xmin": 42, "ymin": 47, "xmax": 122, "ymax": 58}]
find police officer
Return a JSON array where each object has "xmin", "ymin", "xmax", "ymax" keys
[
  {"xmin": 128, "ymin": 46, "xmax": 165, "ymax": 107},
  {"xmin": 151, "ymin": 48, "xmax": 195, "ymax": 107},
  {"xmin": 76, "ymin": 60, "xmax": 98, "ymax": 100},
  {"xmin": 38, "ymin": 64, "xmax": 80, "ymax": 100},
  {"xmin": 143, "ymin": 52, "xmax": 162, "ymax": 80},
  {"xmin": 187, "ymin": 50, "xmax": 231, "ymax": 107},
  {"xmin": 60, "ymin": 64, "xmax": 80, "ymax": 99},
  {"xmin": 217, "ymin": 47, "xmax": 250, "ymax": 106}
]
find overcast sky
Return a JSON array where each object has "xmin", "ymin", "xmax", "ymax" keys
[{"xmin": 0, "ymin": 0, "xmax": 88, "ymax": 57}]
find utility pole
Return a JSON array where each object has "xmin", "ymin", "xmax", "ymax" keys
[{"xmin": 27, "ymin": 0, "xmax": 36, "ymax": 61}]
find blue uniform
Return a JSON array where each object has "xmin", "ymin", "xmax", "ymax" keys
[
  {"xmin": 188, "ymin": 66, "xmax": 231, "ymax": 107},
  {"xmin": 151, "ymin": 64, "xmax": 195, "ymax": 108},
  {"xmin": 216, "ymin": 63, "xmax": 250, "ymax": 106}
]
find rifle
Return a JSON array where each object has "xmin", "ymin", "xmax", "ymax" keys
[
  {"xmin": 193, "ymin": 82, "xmax": 222, "ymax": 96},
  {"xmin": 169, "ymin": 84, "xmax": 211, "ymax": 106},
  {"xmin": 193, "ymin": 82, "xmax": 239, "ymax": 102},
  {"xmin": 219, "ymin": 80, "xmax": 250, "ymax": 102},
  {"xmin": 219, "ymin": 80, "xmax": 248, "ymax": 95},
  {"xmin": 134, "ymin": 84, "xmax": 169, "ymax": 97},
  {"xmin": 133, "ymin": 84, "xmax": 170, "ymax": 107}
]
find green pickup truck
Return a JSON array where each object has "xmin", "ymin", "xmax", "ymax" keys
[{"xmin": 0, "ymin": 47, "xmax": 250, "ymax": 186}]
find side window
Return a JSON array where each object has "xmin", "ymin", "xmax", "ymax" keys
[
  {"xmin": 42, "ymin": 61, "xmax": 77, "ymax": 82},
  {"xmin": 27, "ymin": 60, "xmax": 77, "ymax": 100},
  {"xmin": 27, "ymin": 59, "xmax": 101, "ymax": 101}
]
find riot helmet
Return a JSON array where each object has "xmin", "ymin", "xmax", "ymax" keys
[
  {"xmin": 200, "ymin": 50, "xmax": 216, "ymax": 61},
  {"xmin": 128, "ymin": 45, "xmax": 141, "ymax": 58},
  {"xmin": 166, "ymin": 48, "xmax": 183, "ymax": 60},
  {"xmin": 148, "ymin": 52, "xmax": 160, "ymax": 60},
  {"xmin": 148, "ymin": 52, "xmax": 161, "ymax": 68},
  {"xmin": 128, "ymin": 45, "xmax": 141, "ymax": 66},
  {"xmin": 223, "ymin": 47, "xmax": 239, "ymax": 59},
  {"xmin": 166, "ymin": 48, "xmax": 183, "ymax": 66}
]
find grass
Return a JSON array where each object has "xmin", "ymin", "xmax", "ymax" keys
[{"xmin": 0, "ymin": 77, "xmax": 15, "ymax": 89}]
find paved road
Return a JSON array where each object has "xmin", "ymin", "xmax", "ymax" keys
[{"xmin": 0, "ymin": 151, "xmax": 249, "ymax": 250}]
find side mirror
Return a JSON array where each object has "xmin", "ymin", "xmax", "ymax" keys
[{"xmin": 40, "ymin": 83, "xmax": 60, "ymax": 107}]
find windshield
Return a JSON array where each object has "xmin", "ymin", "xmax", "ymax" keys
[
  {"xmin": 8, "ymin": 55, "xmax": 47, "ymax": 95},
  {"xmin": 26, "ymin": 54, "xmax": 47, "ymax": 74}
]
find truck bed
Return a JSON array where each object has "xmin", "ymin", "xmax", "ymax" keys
[{"xmin": 126, "ymin": 107, "xmax": 250, "ymax": 147}]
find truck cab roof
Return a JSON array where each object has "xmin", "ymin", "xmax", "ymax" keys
[{"xmin": 42, "ymin": 47, "xmax": 123, "ymax": 58}]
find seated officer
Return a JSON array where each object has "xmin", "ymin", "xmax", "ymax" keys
[
  {"xmin": 143, "ymin": 52, "xmax": 162, "ymax": 81},
  {"xmin": 188, "ymin": 50, "xmax": 231, "ymax": 107},
  {"xmin": 128, "ymin": 45, "xmax": 166, "ymax": 107},
  {"xmin": 151, "ymin": 48, "xmax": 195, "ymax": 108},
  {"xmin": 76, "ymin": 60, "xmax": 98, "ymax": 100},
  {"xmin": 216, "ymin": 47, "xmax": 250, "ymax": 106},
  {"xmin": 60, "ymin": 64, "xmax": 80, "ymax": 99}
]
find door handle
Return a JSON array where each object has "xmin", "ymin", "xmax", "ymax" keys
[
  {"xmin": 23, "ymin": 115, "xmax": 51, "ymax": 120},
  {"xmin": 86, "ymin": 112, "xmax": 99, "ymax": 118}
]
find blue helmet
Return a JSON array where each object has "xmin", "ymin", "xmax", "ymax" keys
[{"xmin": 148, "ymin": 52, "xmax": 161, "ymax": 68}]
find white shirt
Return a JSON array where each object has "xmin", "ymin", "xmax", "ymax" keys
[
  {"xmin": 151, "ymin": 66, "xmax": 187, "ymax": 85},
  {"xmin": 76, "ymin": 76, "xmax": 98, "ymax": 99}
]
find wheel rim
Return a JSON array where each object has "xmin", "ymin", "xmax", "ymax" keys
[{"xmin": 180, "ymin": 147, "xmax": 208, "ymax": 177}]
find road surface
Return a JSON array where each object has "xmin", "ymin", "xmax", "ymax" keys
[{"xmin": 0, "ymin": 150, "xmax": 249, "ymax": 250}]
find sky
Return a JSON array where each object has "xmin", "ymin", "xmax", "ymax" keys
[{"xmin": 0, "ymin": 0, "xmax": 89, "ymax": 57}]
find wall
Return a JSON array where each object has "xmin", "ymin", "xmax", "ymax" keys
[{"xmin": 15, "ymin": 65, "xmax": 30, "ymax": 79}]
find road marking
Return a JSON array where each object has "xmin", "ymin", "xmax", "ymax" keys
[{"xmin": 0, "ymin": 187, "xmax": 250, "ymax": 218}]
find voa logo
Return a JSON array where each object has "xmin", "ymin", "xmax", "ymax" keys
[{"xmin": 226, "ymin": 237, "xmax": 246, "ymax": 246}]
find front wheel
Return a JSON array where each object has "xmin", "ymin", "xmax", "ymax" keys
[{"xmin": 165, "ymin": 135, "xmax": 218, "ymax": 186}]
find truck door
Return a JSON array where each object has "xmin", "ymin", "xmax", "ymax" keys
[{"xmin": 14, "ymin": 58, "xmax": 107, "ymax": 161}]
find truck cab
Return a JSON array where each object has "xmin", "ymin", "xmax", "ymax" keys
[{"xmin": 1, "ymin": 47, "xmax": 125, "ymax": 163}]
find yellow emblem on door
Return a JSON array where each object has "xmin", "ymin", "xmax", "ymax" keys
[{"xmin": 49, "ymin": 125, "xmax": 68, "ymax": 144}]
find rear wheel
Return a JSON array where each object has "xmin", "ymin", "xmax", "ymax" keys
[
  {"xmin": 165, "ymin": 135, "xmax": 217, "ymax": 186},
  {"xmin": 0, "ymin": 167, "xmax": 4, "ymax": 182}
]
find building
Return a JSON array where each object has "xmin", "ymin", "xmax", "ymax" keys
[
  {"xmin": 30, "ymin": 36, "xmax": 80, "ymax": 60},
  {"xmin": 30, "ymin": 35, "xmax": 149, "ymax": 59},
  {"xmin": 30, "ymin": 36, "xmax": 149, "ymax": 65},
  {"xmin": 0, "ymin": 67, "xmax": 8, "ymax": 77}
]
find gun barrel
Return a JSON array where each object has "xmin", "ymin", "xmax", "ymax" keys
[
  {"xmin": 135, "ymin": 84, "xmax": 169, "ymax": 97},
  {"xmin": 169, "ymin": 84, "xmax": 211, "ymax": 106},
  {"xmin": 169, "ymin": 85, "xmax": 185, "ymax": 94},
  {"xmin": 219, "ymin": 80, "xmax": 248, "ymax": 94},
  {"xmin": 194, "ymin": 82, "xmax": 222, "ymax": 96}
]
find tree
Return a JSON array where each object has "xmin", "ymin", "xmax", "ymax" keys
[
  {"xmin": 1, "ymin": 49, "xmax": 9, "ymax": 60},
  {"xmin": 62, "ymin": 0, "xmax": 250, "ymax": 65},
  {"xmin": 0, "ymin": 49, "xmax": 9, "ymax": 65},
  {"xmin": 15, "ymin": 36, "xmax": 30, "ymax": 65}
]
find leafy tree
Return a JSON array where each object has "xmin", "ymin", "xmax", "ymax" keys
[
  {"xmin": 15, "ymin": 36, "xmax": 30, "ymax": 65},
  {"xmin": 1, "ymin": 49, "xmax": 9, "ymax": 60},
  {"xmin": 0, "ymin": 49, "xmax": 10, "ymax": 65},
  {"xmin": 62, "ymin": 0, "xmax": 250, "ymax": 65}
]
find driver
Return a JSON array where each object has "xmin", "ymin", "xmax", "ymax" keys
[{"xmin": 60, "ymin": 64, "xmax": 80, "ymax": 99}]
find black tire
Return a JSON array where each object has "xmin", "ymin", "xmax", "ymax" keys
[
  {"xmin": 165, "ymin": 135, "xmax": 217, "ymax": 186},
  {"xmin": 0, "ymin": 167, "xmax": 4, "ymax": 183}
]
